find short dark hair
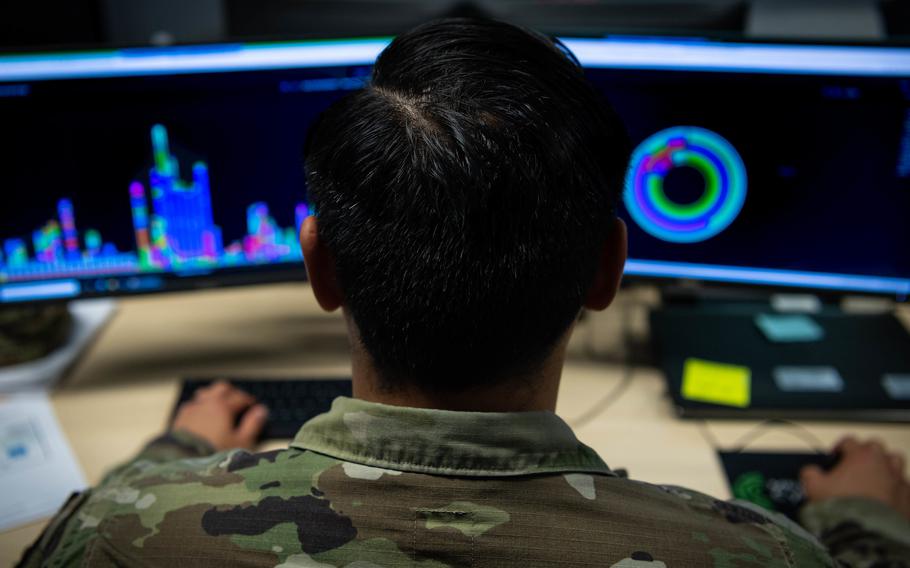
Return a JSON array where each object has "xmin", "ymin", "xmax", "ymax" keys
[{"xmin": 304, "ymin": 18, "xmax": 629, "ymax": 391}]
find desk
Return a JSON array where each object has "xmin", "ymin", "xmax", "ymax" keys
[{"xmin": 2, "ymin": 283, "xmax": 909, "ymax": 563}]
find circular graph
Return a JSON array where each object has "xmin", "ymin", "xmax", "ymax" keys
[{"xmin": 624, "ymin": 126, "xmax": 747, "ymax": 243}]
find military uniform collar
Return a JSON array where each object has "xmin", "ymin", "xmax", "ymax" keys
[{"xmin": 291, "ymin": 396, "xmax": 615, "ymax": 477}]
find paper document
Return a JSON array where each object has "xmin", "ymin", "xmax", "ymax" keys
[{"xmin": 0, "ymin": 392, "xmax": 86, "ymax": 532}]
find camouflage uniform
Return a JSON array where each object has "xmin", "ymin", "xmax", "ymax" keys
[{"xmin": 20, "ymin": 397, "xmax": 910, "ymax": 566}]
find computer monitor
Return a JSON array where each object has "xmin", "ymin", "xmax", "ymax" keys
[
  {"xmin": 1, "ymin": 36, "xmax": 908, "ymax": 304},
  {"xmin": 0, "ymin": 39, "xmax": 386, "ymax": 304},
  {"xmin": 565, "ymin": 38, "xmax": 910, "ymax": 298}
]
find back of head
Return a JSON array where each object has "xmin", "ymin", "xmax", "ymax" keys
[{"xmin": 305, "ymin": 18, "xmax": 629, "ymax": 391}]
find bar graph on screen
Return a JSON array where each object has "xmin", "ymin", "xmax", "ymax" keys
[{"xmin": 1, "ymin": 124, "xmax": 307, "ymax": 284}]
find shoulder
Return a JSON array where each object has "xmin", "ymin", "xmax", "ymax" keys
[
  {"xmin": 590, "ymin": 476, "xmax": 836, "ymax": 567},
  {"xmin": 477, "ymin": 471, "xmax": 834, "ymax": 566},
  {"xmin": 64, "ymin": 447, "xmax": 345, "ymax": 563}
]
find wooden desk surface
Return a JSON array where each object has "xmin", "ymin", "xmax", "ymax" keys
[{"xmin": 2, "ymin": 283, "xmax": 909, "ymax": 563}]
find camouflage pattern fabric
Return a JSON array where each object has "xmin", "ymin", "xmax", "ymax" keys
[
  {"xmin": 20, "ymin": 397, "xmax": 910, "ymax": 567},
  {"xmin": 0, "ymin": 304, "xmax": 72, "ymax": 366}
]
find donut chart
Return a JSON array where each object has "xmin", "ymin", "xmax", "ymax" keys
[{"xmin": 624, "ymin": 126, "xmax": 747, "ymax": 243}]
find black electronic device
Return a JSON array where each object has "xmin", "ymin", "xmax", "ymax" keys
[
  {"xmin": 651, "ymin": 304, "xmax": 910, "ymax": 422},
  {"xmin": 719, "ymin": 451, "xmax": 837, "ymax": 521},
  {"xmin": 174, "ymin": 378, "xmax": 352, "ymax": 440}
]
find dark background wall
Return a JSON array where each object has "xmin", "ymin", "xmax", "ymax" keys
[{"xmin": 0, "ymin": 0, "xmax": 907, "ymax": 52}]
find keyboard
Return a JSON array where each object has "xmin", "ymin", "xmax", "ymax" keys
[{"xmin": 174, "ymin": 377, "xmax": 353, "ymax": 440}]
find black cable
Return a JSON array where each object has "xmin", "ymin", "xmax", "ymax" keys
[
  {"xmin": 731, "ymin": 419, "xmax": 827, "ymax": 454},
  {"xmin": 568, "ymin": 368, "xmax": 634, "ymax": 429},
  {"xmin": 696, "ymin": 419, "xmax": 723, "ymax": 451},
  {"xmin": 697, "ymin": 418, "xmax": 827, "ymax": 454}
]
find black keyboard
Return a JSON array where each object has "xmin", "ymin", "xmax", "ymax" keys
[{"xmin": 174, "ymin": 378, "xmax": 353, "ymax": 440}]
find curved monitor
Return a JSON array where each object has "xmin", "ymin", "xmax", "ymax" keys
[
  {"xmin": 0, "ymin": 36, "xmax": 908, "ymax": 303},
  {"xmin": 0, "ymin": 39, "xmax": 386, "ymax": 303},
  {"xmin": 566, "ymin": 37, "xmax": 910, "ymax": 298}
]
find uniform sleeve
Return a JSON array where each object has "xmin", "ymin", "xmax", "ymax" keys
[
  {"xmin": 97, "ymin": 430, "xmax": 215, "ymax": 484},
  {"xmin": 16, "ymin": 430, "xmax": 215, "ymax": 567},
  {"xmin": 800, "ymin": 497, "xmax": 910, "ymax": 567},
  {"xmin": 726, "ymin": 496, "xmax": 910, "ymax": 567},
  {"xmin": 663, "ymin": 482, "xmax": 910, "ymax": 567}
]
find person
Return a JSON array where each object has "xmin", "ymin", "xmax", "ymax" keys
[{"xmin": 20, "ymin": 18, "xmax": 910, "ymax": 567}]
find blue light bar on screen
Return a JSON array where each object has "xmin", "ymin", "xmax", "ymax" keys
[
  {"xmin": 625, "ymin": 259, "xmax": 910, "ymax": 296},
  {"xmin": 0, "ymin": 39, "xmax": 390, "ymax": 82},
  {"xmin": 0, "ymin": 37, "xmax": 908, "ymax": 83},
  {"xmin": 562, "ymin": 38, "xmax": 910, "ymax": 76},
  {"xmin": 0, "ymin": 280, "xmax": 80, "ymax": 302}
]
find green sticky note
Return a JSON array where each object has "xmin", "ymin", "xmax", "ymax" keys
[{"xmin": 682, "ymin": 358, "xmax": 751, "ymax": 408}]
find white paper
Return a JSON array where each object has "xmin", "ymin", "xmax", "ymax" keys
[{"xmin": 0, "ymin": 392, "xmax": 86, "ymax": 531}]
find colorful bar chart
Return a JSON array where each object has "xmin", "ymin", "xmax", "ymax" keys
[{"xmin": 1, "ymin": 124, "xmax": 305, "ymax": 283}]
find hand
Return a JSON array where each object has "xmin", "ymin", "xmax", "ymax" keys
[
  {"xmin": 171, "ymin": 381, "xmax": 268, "ymax": 451},
  {"xmin": 801, "ymin": 437, "xmax": 910, "ymax": 519}
]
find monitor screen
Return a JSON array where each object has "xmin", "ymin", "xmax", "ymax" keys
[
  {"xmin": 0, "ymin": 40, "xmax": 385, "ymax": 303},
  {"xmin": 0, "ymin": 37, "xmax": 908, "ymax": 304},
  {"xmin": 566, "ymin": 38, "xmax": 910, "ymax": 297}
]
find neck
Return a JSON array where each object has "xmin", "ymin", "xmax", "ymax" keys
[{"xmin": 348, "ymin": 333, "xmax": 569, "ymax": 413}]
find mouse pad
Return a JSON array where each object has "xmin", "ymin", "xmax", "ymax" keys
[{"xmin": 719, "ymin": 451, "xmax": 829, "ymax": 521}]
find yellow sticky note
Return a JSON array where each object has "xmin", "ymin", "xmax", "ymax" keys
[{"xmin": 681, "ymin": 358, "xmax": 751, "ymax": 408}]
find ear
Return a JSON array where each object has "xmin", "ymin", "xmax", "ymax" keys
[
  {"xmin": 584, "ymin": 217, "xmax": 627, "ymax": 311},
  {"xmin": 299, "ymin": 215, "xmax": 343, "ymax": 312}
]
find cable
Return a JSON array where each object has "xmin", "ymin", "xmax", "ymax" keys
[
  {"xmin": 568, "ymin": 368, "xmax": 634, "ymax": 429},
  {"xmin": 579, "ymin": 292, "xmax": 829, "ymax": 452},
  {"xmin": 697, "ymin": 418, "xmax": 827, "ymax": 454},
  {"xmin": 696, "ymin": 419, "xmax": 723, "ymax": 451},
  {"xmin": 731, "ymin": 419, "xmax": 827, "ymax": 453}
]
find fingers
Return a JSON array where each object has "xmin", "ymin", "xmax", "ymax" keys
[
  {"xmin": 866, "ymin": 438, "xmax": 887, "ymax": 456},
  {"xmin": 835, "ymin": 436, "xmax": 861, "ymax": 456},
  {"xmin": 890, "ymin": 453, "xmax": 906, "ymax": 477},
  {"xmin": 806, "ymin": 436, "xmax": 910, "ymax": 515},
  {"xmin": 832, "ymin": 435, "xmax": 908, "ymax": 483},
  {"xmin": 194, "ymin": 381, "xmax": 255, "ymax": 412},
  {"xmin": 223, "ymin": 389, "xmax": 255, "ymax": 412},
  {"xmin": 235, "ymin": 404, "xmax": 269, "ymax": 448},
  {"xmin": 898, "ymin": 482, "xmax": 910, "ymax": 519},
  {"xmin": 800, "ymin": 464, "xmax": 825, "ymax": 500},
  {"xmin": 835, "ymin": 437, "xmax": 891, "ymax": 462},
  {"xmin": 173, "ymin": 399, "xmax": 198, "ymax": 422},
  {"xmin": 195, "ymin": 380, "xmax": 231, "ymax": 400}
]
